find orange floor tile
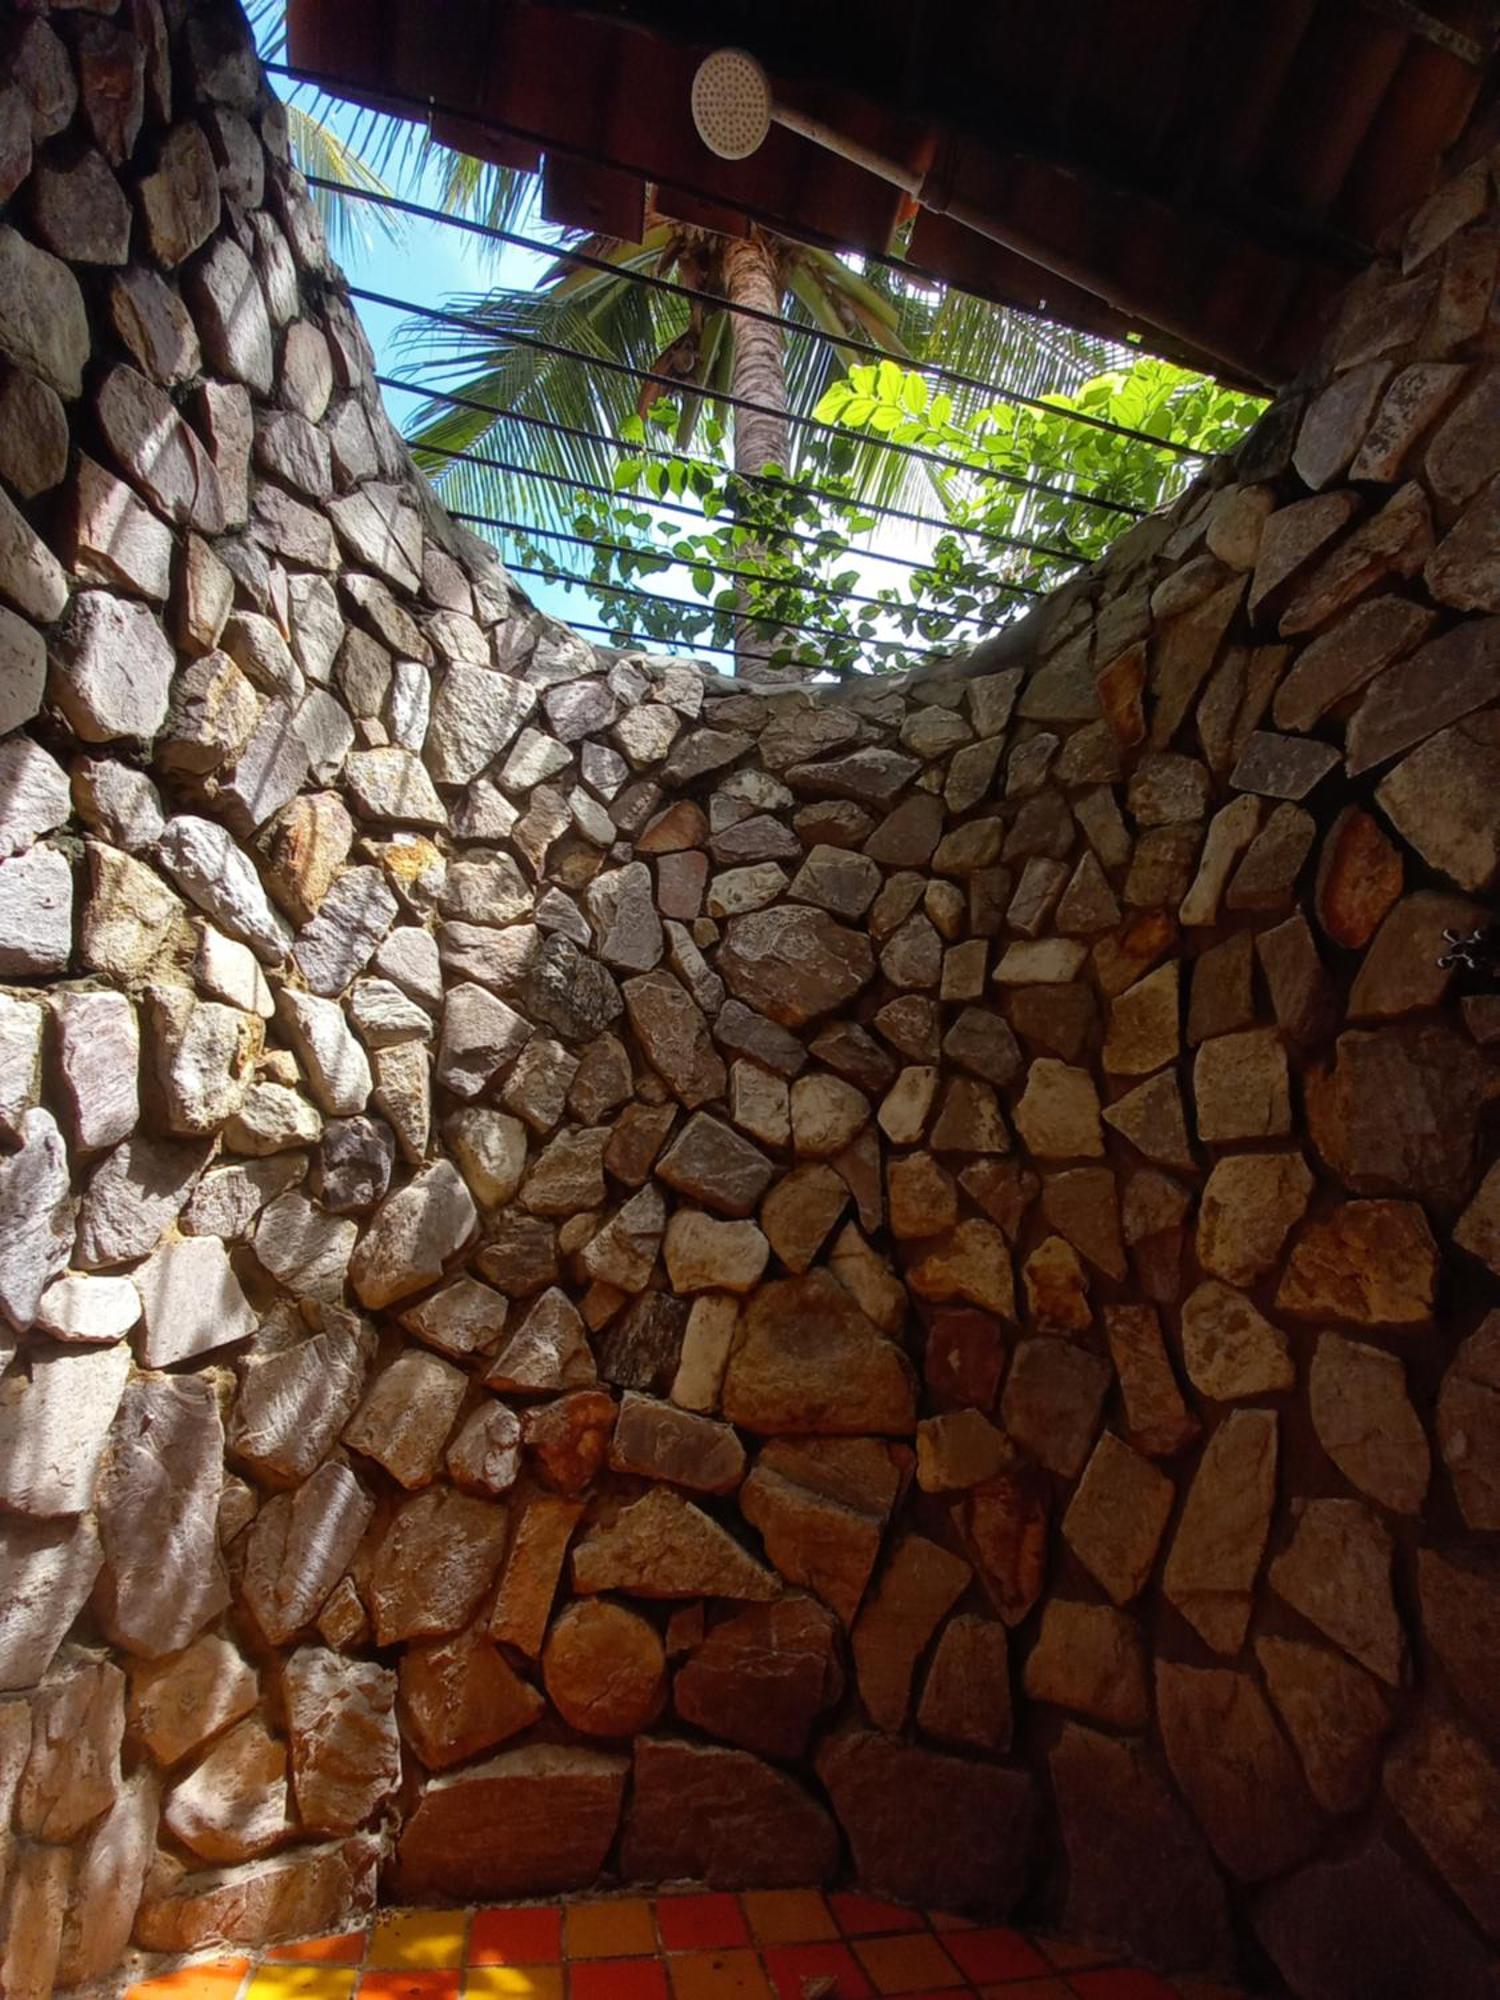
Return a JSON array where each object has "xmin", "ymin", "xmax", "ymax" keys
[{"xmin": 121, "ymin": 1888, "xmax": 1257, "ymax": 2000}]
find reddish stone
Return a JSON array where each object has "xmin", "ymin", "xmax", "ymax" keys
[
  {"xmin": 953, "ymin": 1471, "xmax": 1048, "ymax": 1626},
  {"xmin": 923, "ymin": 1308, "xmax": 1008, "ymax": 1411},
  {"xmin": 674, "ymin": 1596, "xmax": 844, "ymax": 1760},
  {"xmin": 1316, "ymin": 807, "xmax": 1403, "ymax": 950}
]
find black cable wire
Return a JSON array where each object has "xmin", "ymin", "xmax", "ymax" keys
[
  {"xmin": 507, "ymin": 558, "xmax": 1005, "ymax": 651},
  {"xmin": 383, "ymin": 372, "xmax": 1081, "ymax": 562},
  {"xmin": 353, "ymin": 286, "xmax": 1146, "ymax": 519},
  {"xmin": 388, "ymin": 426, "xmax": 1075, "ymax": 575},
  {"xmin": 452, "ymin": 510, "xmax": 1035, "ymax": 614},
  {"xmin": 568, "ymin": 617, "xmax": 739, "ymax": 662},
  {"xmin": 304, "ymin": 171, "xmax": 1201, "ymax": 459}
]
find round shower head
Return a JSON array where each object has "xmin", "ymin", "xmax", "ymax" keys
[{"xmin": 691, "ymin": 48, "xmax": 774, "ymax": 161}]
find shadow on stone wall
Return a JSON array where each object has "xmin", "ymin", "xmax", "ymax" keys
[{"xmin": 0, "ymin": 3, "xmax": 1499, "ymax": 1996}]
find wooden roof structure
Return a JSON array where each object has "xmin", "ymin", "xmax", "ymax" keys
[{"xmin": 286, "ymin": 0, "xmax": 1500, "ymax": 388}]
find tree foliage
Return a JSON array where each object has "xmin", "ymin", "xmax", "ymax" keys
[{"xmin": 512, "ymin": 353, "xmax": 1264, "ymax": 675}]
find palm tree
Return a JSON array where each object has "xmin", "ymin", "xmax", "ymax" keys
[
  {"xmin": 395, "ymin": 195, "xmax": 1112, "ymax": 674},
  {"xmin": 250, "ymin": 0, "xmax": 1117, "ymax": 672}
]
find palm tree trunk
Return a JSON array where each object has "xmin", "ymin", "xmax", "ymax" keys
[{"xmin": 720, "ymin": 230, "xmax": 798, "ymax": 682}]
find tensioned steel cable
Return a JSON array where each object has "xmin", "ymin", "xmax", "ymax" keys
[
  {"xmin": 353, "ymin": 286, "xmax": 1146, "ymax": 519},
  {"xmin": 387, "ymin": 427, "xmax": 1075, "ymax": 575},
  {"xmin": 382, "ymin": 372, "xmax": 1083, "ymax": 562},
  {"xmin": 267, "ymin": 58, "xmax": 1235, "ymax": 427},
  {"xmin": 451, "ymin": 511, "xmax": 1035, "ymax": 613},
  {"xmin": 507, "ymin": 559, "xmax": 1007, "ymax": 650},
  {"xmin": 301, "ymin": 169, "xmax": 1200, "ymax": 459}
]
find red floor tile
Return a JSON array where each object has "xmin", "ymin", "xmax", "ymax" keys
[
  {"xmin": 763, "ymin": 1941, "xmax": 876, "ymax": 1999},
  {"xmin": 266, "ymin": 1934, "xmax": 366, "ymax": 1965},
  {"xmin": 656, "ymin": 1893, "xmax": 753, "ymax": 1952},
  {"xmin": 357, "ymin": 1976, "xmax": 462, "ymax": 2000},
  {"xmin": 830, "ymin": 1894, "xmax": 927, "ymax": 1938},
  {"xmin": 468, "ymin": 1906, "xmax": 563, "ymax": 1966},
  {"xmin": 126, "ymin": 1961, "xmax": 253, "ymax": 1999},
  {"xmin": 1071, "ymin": 1972, "xmax": 1180, "ymax": 1999},
  {"xmin": 943, "ymin": 1929, "xmax": 1051, "ymax": 1984},
  {"xmin": 569, "ymin": 1958, "xmax": 671, "ymax": 2000}
]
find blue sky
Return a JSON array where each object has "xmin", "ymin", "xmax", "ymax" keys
[{"xmin": 255, "ymin": 15, "xmax": 1013, "ymax": 671}]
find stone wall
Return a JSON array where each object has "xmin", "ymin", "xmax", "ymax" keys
[{"xmin": 2, "ymin": 1, "xmax": 1500, "ymax": 1993}]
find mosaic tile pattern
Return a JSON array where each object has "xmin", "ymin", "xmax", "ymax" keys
[{"xmin": 122, "ymin": 1894, "xmax": 1252, "ymax": 2000}]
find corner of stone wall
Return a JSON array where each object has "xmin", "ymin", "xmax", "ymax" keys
[{"xmin": 2, "ymin": 4, "xmax": 1500, "ymax": 1996}]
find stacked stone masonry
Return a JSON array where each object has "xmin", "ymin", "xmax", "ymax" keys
[{"xmin": 1, "ymin": 2, "xmax": 1499, "ymax": 1994}]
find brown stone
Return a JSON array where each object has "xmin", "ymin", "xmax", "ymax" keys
[
  {"xmin": 1163, "ymin": 1408, "xmax": 1277, "ymax": 1655},
  {"xmin": 656, "ymin": 1112, "xmax": 774, "ymax": 1218},
  {"xmin": 397, "ymin": 1744, "xmax": 627, "ymax": 1900},
  {"xmin": 1101, "ymin": 1070, "xmax": 1195, "ymax": 1171},
  {"xmin": 283, "ymin": 1648, "xmax": 400, "ymax": 1836},
  {"xmin": 739, "ymin": 1438, "xmax": 899, "ymax": 1627},
  {"xmin": 817, "ymin": 1729, "xmax": 1035, "ymax": 1915},
  {"xmin": 128, "ymin": 1634, "xmax": 259, "ymax": 1768},
  {"xmin": 1180, "ymin": 1279, "xmax": 1294, "ymax": 1401},
  {"xmin": 674, "ymin": 1595, "xmax": 843, "ymax": 1759},
  {"xmin": 1157, "ymin": 1660, "xmax": 1322, "ymax": 1881},
  {"xmin": 1104, "ymin": 1303, "xmax": 1199, "ymax": 1457},
  {"xmin": 1315, "ymin": 806, "xmax": 1404, "ymax": 949},
  {"xmin": 607, "ymin": 1391, "xmax": 745, "ymax": 1495},
  {"xmin": 1308, "ymin": 1019, "xmax": 1493, "ymax": 1211},
  {"xmin": 1063, "ymin": 1431, "xmax": 1175, "ymax": 1604},
  {"xmin": 133, "ymin": 1835, "xmax": 379, "ymax": 1956},
  {"xmin": 368, "ymin": 1489, "xmax": 511, "ymax": 1646},
  {"xmin": 242, "ymin": 1463, "xmax": 372, "ymax": 1649},
  {"xmin": 1000, "ymin": 1339, "xmax": 1111, "ymax": 1478},
  {"xmin": 1270, "ymin": 1498, "xmax": 1404, "ymax": 1686},
  {"xmin": 622, "ymin": 1735, "xmax": 838, "ymax": 1888},
  {"xmin": 1418, "ymin": 1547, "xmax": 1500, "ymax": 1742},
  {"xmin": 851, "ymin": 1532, "xmax": 971, "ymax": 1733},
  {"xmin": 398, "ymin": 1625, "xmax": 542, "ymax": 1773},
  {"xmin": 164, "ymin": 1713, "xmax": 291, "ymax": 1865},
  {"xmin": 1193, "ymin": 1027, "xmax": 1290, "ymax": 1142},
  {"xmin": 1310, "ymin": 1333, "xmax": 1429, "ymax": 1514},
  {"xmin": 622, "ymin": 969, "xmax": 724, "ymax": 1108},
  {"xmin": 1255, "ymin": 1636, "xmax": 1391, "ymax": 1815},
  {"xmin": 1377, "ymin": 711, "xmax": 1500, "ymax": 892},
  {"xmin": 1277, "ymin": 1199, "xmax": 1437, "ymax": 1326},
  {"xmin": 572, "ymin": 1486, "xmax": 777, "ymax": 1601},
  {"xmin": 1346, "ymin": 614, "xmax": 1500, "ymax": 776},
  {"xmin": 1051, "ymin": 1723, "xmax": 1232, "ymax": 1977},
  {"xmin": 723, "ymin": 1270, "xmax": 917, "ymax": 1436},
  {"xmin": 522, "ymin": 1392, "xmax": 615, "ymax": 1496},
  {"xmin": 542, "ymin": 1598, "xmax": 666, "ymax": 1737},
  {"xmin": 489, "ymin": 1493, "xmax": 584, "ymax": 1658},
  {"xmin": 1196, "ymin": 1151, "xmax": 1313, "ymax": 1286},
  {"xmin": 1274, "ymin": 598, "xmax": 1435, "ymax": 733},
  {"xmin": 1384, "ymin": 1705, "xmax": 1500, "ymax": 1941},
  {"xmin": 1023, "ymin": 1598, "xmax": 1149, "ymax": 1729},
  {"xmin": 718, "ymin": 905, "xmax": 874, "ymax": 1028},
  {"xmin": 1256, "ymin": 1837, "xmax": 1498, "ymax": 2000},
  {"xmin": 915, "ymin": 1613, "xmax": 1011, "ymax": 1752}
]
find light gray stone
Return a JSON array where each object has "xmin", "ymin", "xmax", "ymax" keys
[
  {"xmin": 0, "ymin": 1343, "xmax": 130, "ymax": 1518},
  {"xmin": 0, "ymin": 846, "xmax": 71, "ymax": 976},
  {"xmin": 0, "ymin": 1108, "xmax": 72, "ymax": 1333},
  {"xmin": 277, "ymin": 989, "xmax": 372, "ymax": 1116},
  {"xmin": 158, "ymin": 814, "xmax": 290, "ymax": 963},
  {"xmin": 133, "ymin": 1234, "xmax": 257, "ymax": 1367},
  {"xmin": 95, "ymin": 1371, "xmax": 231, "ymax": 1658},
  {"xmin": 242, "ymin": 1461, "xmax": 374, "ymax": 1648},
  {"xmin": 0, "ymin": 1515, "xmax": 102, "ymax": 1692},
  {"xmin": 349, "ymin": 1161, "xmax": 478, "ymax": 1310}
]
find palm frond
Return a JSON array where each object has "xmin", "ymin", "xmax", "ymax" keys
[{"xmin": 282, "ymin": 104, "xmax": 406, "ymax": 254}]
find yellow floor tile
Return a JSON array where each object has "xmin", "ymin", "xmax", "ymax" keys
[
  {"xmin": 244, "ymin": 1971, "xmax": 358, "ymax": 2000},
  {"xmin": 564, "ymin": 1898, "xmax": 658, "ymax": 1959},
  {"xmin": 368, "ymin": 1911, "xmax": 471, "ymax": 1970},
  {"xmin": 668, "ymin": 1949, "xmax": 773, "ymax": 2000},
  {"xmin": 855, "ymin": 1932, "xmax": 965, "ymax": 1994},
  {"xmin": 740, "ymin": 1890, "xmax": 839, "ymax": 1946},
  {"xmin": 463, "ymin": 1970, "xmax": 565, "ymax": 1998}
]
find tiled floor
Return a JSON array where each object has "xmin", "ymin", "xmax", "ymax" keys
[{"xmin": 122, "ymin": 1891, "xmax": 1251, "ymax": 2000}]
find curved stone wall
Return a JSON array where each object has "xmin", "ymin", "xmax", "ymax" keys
[{"xmin": 2, "ymin": 3, "xmax": 1500, "ymax": 1994}]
